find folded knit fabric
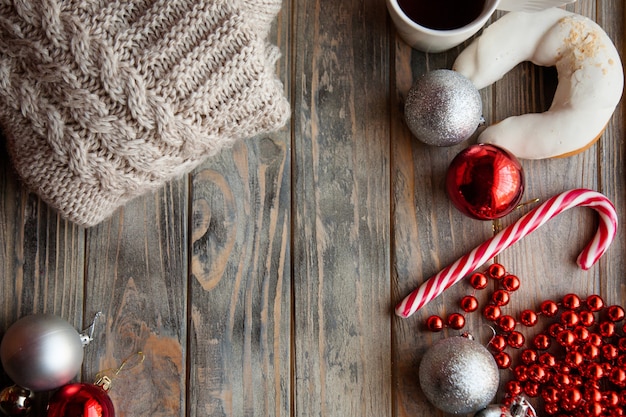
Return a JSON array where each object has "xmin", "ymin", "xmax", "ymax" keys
[{"xmin": 0, "ymin": 0, "xmax": 290, "ymax": 227}]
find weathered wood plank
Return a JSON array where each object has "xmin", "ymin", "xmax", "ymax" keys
[
  {"xmin": 185, "ymin": 1, "xmax": 292, "ymax": 416},
  {"xmin": 292, "ymin": 0, "xmax": 392, "ymax": 415},
  {"xmin": 81, "ymin": 177, "xmax": 189, "ymax": 417}
]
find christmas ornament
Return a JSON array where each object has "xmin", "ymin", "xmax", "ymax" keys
[
  {"xmin": 419, "ymin": 334, "xmax": 499, "ymax": 414},
  {"xmin": 0, "ymin": 385, "xmax": 34, "ymax": 416},
  {"xmin": 395, "ymin": 189, "xmax": 617, "ymax": 318},
  {"xmin": 46, "ymin": 382, "xmax": 114, "ymax": 417},
  {"xmin": 446, "ymin": 144, "xmax": 525, "ymax": 220},
  {"xmin": 46, "ymin": 351, "xmax": 144, "ymax": 417},
  {"xmin": 0, "ymin": 313, "xmax": 101, "ymax": 392},
  {"xmin": 473, "ymin": 396, "xmax": 536, "ymax": 417},
  {"xmin": 404, "ymin": 69, "xmax": 483, "ymax": 146}
]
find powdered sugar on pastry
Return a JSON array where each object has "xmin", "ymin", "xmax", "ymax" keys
[{"xmin": 453, "ymin": 8, "xmax": 623, "ymax": 159}]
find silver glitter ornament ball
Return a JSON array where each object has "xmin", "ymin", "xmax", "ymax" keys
[
  {"xmin": 419, "ymin": 335, "xmax": 499, "ymax": 415},
  {"xmin": 405, "ymin": 69, "xmax": 482, "ymax": 146},
  {"xmin": 0, "ymin": 314, "xmax": 84, "ymax": 392}
]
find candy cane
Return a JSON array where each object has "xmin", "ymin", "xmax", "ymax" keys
[{"xmin": 396, "ymin": 189, "xmax": 618, "ymax": 318}]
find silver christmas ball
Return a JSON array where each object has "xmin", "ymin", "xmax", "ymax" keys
[
  {"xmin": 474, "ymin": 405, "xmax": 512, "ymax": 417},
  {"xmin": 405, "ymin": 69, "xmax": 482, "ymax": 146},
  {"xmin": 419, "ymin": 335, "xmax": 499, "ymax": 414},
  {"xmin": 0, "ymin": 314, "xmax": 84, "ymax": 392}
]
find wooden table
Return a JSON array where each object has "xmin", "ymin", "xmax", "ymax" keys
[{"xmin": 0, "ymin": 1, "xmax": 624, "ymax": 416}]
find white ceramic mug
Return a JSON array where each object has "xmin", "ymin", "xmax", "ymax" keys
[{"xmin": 385, "ymin": 0, "xmax": 500, "ymax": 53}]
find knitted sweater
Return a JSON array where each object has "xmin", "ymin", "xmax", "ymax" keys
[{"xmin": 0, "ymin": 0, "xmax": 290, "ymax": 227}]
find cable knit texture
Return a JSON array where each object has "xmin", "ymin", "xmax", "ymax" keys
[{"xmin": 0, "ymin": 0, "xmax": 290, "ymax": 227}]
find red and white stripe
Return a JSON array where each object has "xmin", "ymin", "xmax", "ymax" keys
[{"xmin": 395, "ymin": 189, "xmax": 618, "ymax": 319}]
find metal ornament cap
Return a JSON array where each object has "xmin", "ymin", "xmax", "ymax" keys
[
  {"xmin": 0, "ymin": 314, "xmax": 85, "ymax": 392},
  {"xmin": 419, "ymin": 335, "xmax": 499, "ymax": 414}
]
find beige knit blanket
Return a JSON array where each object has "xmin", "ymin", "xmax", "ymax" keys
[{"xmin": 0, "ymin": 0, "xmax": 290, "ymax": 227}]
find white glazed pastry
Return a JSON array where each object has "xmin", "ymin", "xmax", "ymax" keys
[{"xmin": 453, "ymin": 8, "xmax": 623, "ymax": 159}]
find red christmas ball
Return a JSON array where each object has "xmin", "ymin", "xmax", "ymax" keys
[
  {"xmin": 47, "ymin": 383, "xmax": 114, "ymax": 417},
  {"xmin": 446, "ymin": 144, "xmax": 524, "ymax": 220}
]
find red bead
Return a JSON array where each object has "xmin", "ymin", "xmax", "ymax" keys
[
  {"xmin": 582, "ymin": 343, "xmax": 600, "ymax": 360},
  {"xmin": 553, "ymin": 373, "xmax": 572, "ymax": 389},
  {"xmin": 542, "ymin": 386, "xmax": 560, "ymax": 403},
  {"xmin": 528, "ymin": 363, "xmax": 548, "ymax": 383},
  {"xmin": 561, "ymin": 388, "xmax": 582, "ymax": 411},
  {"xmin": 579, "ymin": 310, "xmax": 595, "ymax": 327},
  {"xmin": 495, "ymin": 351, "xmax": 511, "ymax": 369},
  {"xmin": 469, "ymin": 272, "xmax": 489, "ymax": 289},
  {"xmin": 426, "ymin": 315, "xmax": 444, "ymax": 332},
  {"xmin": 600, "ymin": 321, "xmax": 616, "ymax": 337},
  {"xmin": 549, "ymin": 323, "xmax": 565, "ymax": 337},
  {"xmin": 618, "ymin": 354, "xmax": 626, "ymax": 367},
  {"xmin": 619, "ymin": 337, "xmax": 626, "ymax": 352},
  {"xmin": 562, "ymin": 294, "xmax": 582, "ymax": 310},
  {"xmin": 610, "ymin": 367, "xmax": 626, "ymax": 386},
  {"xmin": 447, "ymin": 313, "xmax": 466, "ymax": 330},
  {"xmin": 539, "ymin": 352, "xmax": 557, "ymax": 368},
  {"xmin": 521, "ymin": 349, "xmax": 538, "ymax": 364},
  {"xmin": 586, "ymin": 294, "xmax": 605, "ymax": 312},
  {"xmin": 514, "ymin": 365, "xmax": 529, "ymax": 381},
  {"xmin": 497, "ymin": 315, "xmax": 516, "ymax": 332},
  {"xmin": 573, "ymin": 325, "xmax": 590, "ymax": 343},
  {"xmin": 488, "ymin": 263, "xmax": 507, "ymax": 280},
  {"xmin": 604, "ymin": 391, "xmax": 620, "ymax": 407},
  {"xmin": 523, "ymin": 381, "xmax": 540, "ymax": 397},
  {"xmin": 502, "ymin": 274, "xmax": 520, "ymax": 291},
  {"xmin": 561, "ymin": 310, "xmax": 580, "ymax": 327},
  {"xmin": 589, "ymin": 333, "xmax": 603, "ymax": 347},
  {"xmin": 556, "ymin": 330, "xmax": 576, "ymax": 347},
  {"xmin": 565, "ymin": 351, "xmax": 584, "ymax": 368},
  {"xmin": 604, "ymin": 344, "xmax": 619, "ymax": 361},
  {"xmin": 492, "ymin": 289, "xmax": 510, "ymax": 306},
  {"xmin": 489, "ymin": 335, "xmax": 507, "ymax": 352},
  {"xmin": 585, "ymin": 363, "xmax": 605, "ymax": 380},
  {"xmin": 507, "ymin": 331, "xmax": 525, "ymax": 349},
  {"xmin": 544, "ymin": 402, "xmax": 560, "ymax": 415},
  {"xmin": 585, "ymin": 387, "xmax": 603, "ymax": 403},
  {"xmin": 608, "ymin": 305, "xmax": 626, "ymax": 322},
  {"xmin": 541, "ymin": 300, "xmax": 559, "ymax": 317},
  {"xmin": 586, "ymin": 402, "xmax": 603, "ymax": 417},
  {"xmin": 505, "ymin": 380, "xmax": 522, "ymax": 397},
  {"xmin": 483, "ymin": 304, "xmax": 501, "ymax": 321},
  {"xmin": 460, "ymin": 295, "xmax": 479, "ymax": 312},
  {"xmin": 520, "ymin": 310, "xmax": 538, "ymax": 327},
  {"xmin": 533, "ymin": 333, "xmax": 552, "ymax": 350}
]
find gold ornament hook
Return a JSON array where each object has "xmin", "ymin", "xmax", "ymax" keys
[{"xmin": 94, "ymin": 351, "xmax": 145, "ymax": 391}]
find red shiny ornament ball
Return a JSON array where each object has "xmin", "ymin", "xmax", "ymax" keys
[
  {"xmin": 608, "ymin": 305, "xmax": 626, "ymax": 322},
  {"xmin": 502, "ymin": 274, "xmax": 520, "ymax": 291},
  {"xmin": 585, "ymin": 363, "xmax": 605, "ymax": 380},
  {"xmin": 539, "ymin": 352, "xmax": 557, "ymax": 368},
  {"xmin": 446, "ymin": 313, "xmax": 466, "ymax": 330},
  {"xmin": 460, "ymin": 295, "xmax": 479, "ymax": 312},
  {"xmin": 528, "ymin": 363, "xmax": 548, "ymax": 383},
  {"xmin": 523, "ymin": 381, "xmax": 540, "ymax": 397},
  {"xmin": 46, "ymin": 383, "xmax": 114, "ymax": 417},
  {"xmin": 562, "ymin": 294, "xmax": 582, "ymax": 310},
  {"xmin": 586, "ymin": 295, "xmax": 605, "ymax": 312},
  {"xmin": 492, "ymin": 290, "xmax": 510, "ymax": 307},
  {"xmin": 533, "ymin": 334, "xmax": 552, "ymax": 350},
  {"xmin": 549, "ymin": 323, "xmax": 565, "ymax": 337},
  {"xmin": 604, "ymin": 391, "xmax": 620, "ymax": 407},
  {"xmin": 565, "ymin": 351, "xmax": 584, "ymax": 368},
  {"xmin": 505, "ymin": 380, "xmax": 522, "ymax": 397},
  {"xmin": 579, "ymin": 310, "xmax": 595, "ymax": 327},
  {"xmin": 521, "ymin": 349, "xmax": 538, "ymax": 364},
  {"xmin": 586, "ymin": 402, "xmax": 603, "ymax": 417},
  {"xmin": 619, "ymin": 337, "xmax": 626, "ymax": 352},
  {"xmin": 514, "ymin": 365, "xmax": 528, "ymax": 381},
  {"xmin": 487, "ymin": 263, "xmax": 507, "ymax": 280},
  {"xmin": 483, "ymin": 304, "xmax": 501, "ymax": 321},
  {"xmin": 574, "ymin": 325, "xmax": 590, "ymax": 342},
  {"xmin": 543, "ymin": 401, "xmax": 560, "ymax": 415},
  {"xmin": 560, "ymin": 310, "xmax": 580, "ymax": 328},
  {"xmin": 497, "ymin": 315, "xmax": 516, "ymax": 332},
  {"xmin": 507, "ymin": 331, "xmax": 525, "ymax": 349},
  {"xmin": 540, "ymin": 300, "xmax": 559, "ymax": 317},
  {"xmin": 542, "ymin": 386, "xmax": 560, "ymax": 403},
  {"xmin": 561, "ymin": 388, "xmax": 583, "ymax": 410},
  {"xmin": 489, "ymin": 335, "xmax": 507, "ymax": 352},
  {"xmin": 494, "ymin": 351, "xmax": 511, "ymax": 369},
  {"xmin": 520, "ymin": 310, "xmax": 538, "ymax": 327},
  {"xmin": 610, "ymin": 367, "xmax": 626, "ymax": 387},
  {"xmin": 589, "ymin": 333, "xmax": 603, "ymax": 347},
  {"xmin": 582, "ymin": 343, "xmax": 600, "ymax": 361},
  {"xmin": 603, "ymin": 344, "xmax": 619, "ymax": 361},
  {"xmin": 425, "ymin": 315, "xmax": 444, "ymax": 332},
  {"xmin": 446, "ymin": 144, "xmax": 525, "ymax": 220},
  {"xmin": 600, "ymin": 321, "xmax": 616, "ymax": 337},
  {"xmin": 469, "ymin": 272, "xmax": 488, "ymax": 289}
]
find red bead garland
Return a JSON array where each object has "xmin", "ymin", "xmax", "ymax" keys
[{"xmin": 422, "ymin": 263, "xmax": 626, "ymax": 417}]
